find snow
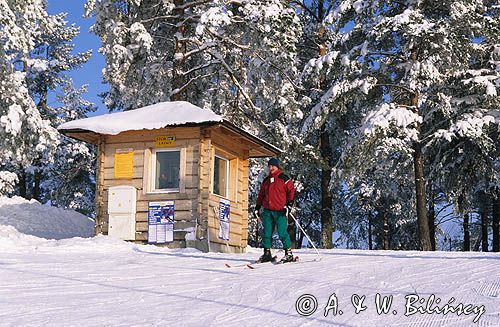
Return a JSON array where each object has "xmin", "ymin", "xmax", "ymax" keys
[
  {"xmin": 361, "ymin": 103, "xmax": 423, "ymax": 137},
  {"xmin": 1, "ymin": 197, "xmax": 500, "ymax": 326},
  {"xmin": 1, "ymin": 235, "xmax": 500, "ymax": 326},
  {"xmin": 301, "ymin": 78, "xmax": 376, "ymax": 133},
  {"xmin": 57, "ymin": 101, "xmax": 223, "ymax": 135},
  {"xmin": 0, "ymin": 171, "xmax": 18, "ymax": 195},
  {"xmin": 27, "ymin": 58, "xmax": 48, "ymax": 72},
  {"xmin": 200, "ymin": 7, "xmax": 231, "ymax": 27},
  {"xmin": 0, "ymin": 104, "xmax": 24, "ymax": 136},
  {"xmin": 463, "ymin": 75, "xmax": 498, "ymax": 96},
  {"xmin": 353, "ymin": 0, "xmax": 366, "ymax": 13},
  {"xmin": 129, "ymin": 22, "xmax": 153, "ymax": 52},
  {"xmin": 0, "ymin": 196, "xmax": 94, "ymax": 241},
  {"xmin": 433, "ymin": 113, "xmax": 496, "ymax": 141}
]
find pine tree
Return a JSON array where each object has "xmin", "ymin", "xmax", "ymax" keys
[
  {"xmin": 0, "ymin": 0, "xmax": 59, "ymax": 196},
  {"xmin": 306, "ymin": 0, "xmax": 500, "ymax": 250},
  {"xmin": 26, "ymin": 12, "xmax": 94, "ymax": 206},
  {"xmin": 295, "ymin": 0, "xmax": 375, "ymax": 248},
  {"xmin": 43, "ymin": 82, "xmax": 96, "ymax": 214},
  {"xmin": 493, "ymin": 187, "xmax": 500, "ymax": 252},
  {"xmin": 1, "ymin": 1, "xmax": 95, "ymax": 214}
]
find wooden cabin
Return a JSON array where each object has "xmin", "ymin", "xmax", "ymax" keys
[{"xmin": 58, "ymin": 101, "xmax": 280, "ymax": 253}]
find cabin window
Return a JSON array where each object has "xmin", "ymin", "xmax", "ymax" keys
[
  {"xmin": 213, "ymin": 155, "xmax": 229, "ymax": 197},
  {"xmin": 152, "ymin": 149, "xmax": 180, "ymax": 191}
]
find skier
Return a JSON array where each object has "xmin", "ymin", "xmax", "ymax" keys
[{"xmin": 255, "ymin": 157, "xmax": 296, "ymax": 263}]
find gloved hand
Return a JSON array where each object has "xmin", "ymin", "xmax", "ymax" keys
[{"xmin": 286, "ymin": 200, "xmax": 294, "ymax": 213}]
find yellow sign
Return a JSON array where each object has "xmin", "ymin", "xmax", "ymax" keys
[
  {"xmin": 114, "ymin": 148, "xmax": 134, "ymax": 179},
  {"xmin": 156, "ymin": 136, "xmax": 176, "ymax": 147}
]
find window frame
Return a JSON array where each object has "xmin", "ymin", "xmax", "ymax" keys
[
  {"xmin": 150, "ymin": 147, "xmax": 181, "ymax": 193},
  {"xmin": 212, "ymin": 154, "xmax": 230, "ymax": 199}
]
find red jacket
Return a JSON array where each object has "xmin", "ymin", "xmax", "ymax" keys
[{"xmin": 257, "ymin": 169, "xmax": 295, "ymax": 211}]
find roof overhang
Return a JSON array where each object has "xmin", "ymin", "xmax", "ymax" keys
[
  {"xmin": 59, "ymin": 120, "xmax": 281, "ymax": 158},
  {"xmin": 217, "ymin": 121, "xmax": 281, "ymax": 158}
]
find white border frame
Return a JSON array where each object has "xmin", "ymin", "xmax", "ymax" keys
[
  {"xmin": 212, "ymin": 154, "xmax": 230, "ymax": 198},
  {"xmin": 151, "ymin": 148, "xmax": 181, "ymax": 193}
]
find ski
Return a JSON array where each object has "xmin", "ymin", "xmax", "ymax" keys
[
  {"xmin": 275, "ymin": 255, "xmax": 299, "ymax": 265},
  {"xmin": 225, "ymin": 256, "xmax": 320, "ymax": 269},
  {"xmin": 276, "ymin": 257, "xmax": 324, "ymax": 266},
  {"xmin": 225, "ymin": 256, "xmax": 277, "ymax": 269},
  {"xmin": 224, "ymin": 262, "xmax": 247, "ymax": 268},
  {"xmin": 246, "ymin": 256, "xmax": 277, "ymax": 269}
]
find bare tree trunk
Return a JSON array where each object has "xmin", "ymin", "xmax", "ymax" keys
[
  {"xmin": 171, "ymin": 0, "xmax": 187, "ymax": 101},
  {"xmin": 492, "ymin": 188, "xmax": 499, "ymax": 252},
  {"xmin": 463, "ymin": 212, "xmax": 470, "ymax": 251},
  {"xmin": 478, "ymin": 192, "xmax": 489, "ymax": 252},
  {"xmin": 481, "ymin": 208, "xmax": 489, "ymax": 252},
  {"xmin": 383, "ymin": 211, "xmax": 390, "ymax": 250},
  {"xmin": 297, "ymin": 231, "xmax": 304, "ymax": 249},
  {"xmin": 18, "ymin": 170, "xmax": 27, "ymax": 199},
  {"xmin": 473, "ymin": 232, "xmax": 482, "ymax": 252},
  {"xmin": 428, "ymin": 181, "xmax": 436, "ymax": 251},
  {"xmin": 368, "ymin": 211, "xmax": 373, "ymax": 250},
  {"xmin": 32, "ymin": 170, "xmax": 42, "ymax": 201},
  {"xmin": 311, "ymin": 0, "xmax": 333, "ymax": 249},
  {"xmin": 409, "ymin": 47, "xmax": 432, "ymax": 251},
  {"xmin": 30, "ymin": 47, "xmax": 49, "ymax": 202},
  {"xmin": 320, "ymin": 124, "xmax": 333, "ymax": 248},
  {"xmin": 413, "ymin": 133, "xmax": 432, "ymax": 250}
]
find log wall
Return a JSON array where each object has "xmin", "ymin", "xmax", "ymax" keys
[
  {"xmin": 100, "ymin": 128, "xmax": 200, "ymax": 244},
  {"xmin": 97, "ymin": 126, "xmax": 249, "ymax": 252}
]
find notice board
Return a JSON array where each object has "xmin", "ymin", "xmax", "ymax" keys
[
  {"xmin": 148, "ymin": 201, "xmax": 175, "ymax": 244},
  {"xmin": 114, "ymin": 148, "xmax": 134, "ymax": 179}
]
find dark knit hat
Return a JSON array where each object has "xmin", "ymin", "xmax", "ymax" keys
[{"xmin": 268, "ymin": 157, "xmax": 280, "ymax": 168}]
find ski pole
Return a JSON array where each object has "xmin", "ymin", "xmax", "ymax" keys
[
  {"xmin": 253, "ymin": 210, "xmax": 263, "ymax": 225},
  {"xmin": 286, "ymin": 208, "xmax": 321, "ymax": 258}
]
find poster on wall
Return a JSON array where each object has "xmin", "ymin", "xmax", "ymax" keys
[
  {"xmin": 148, "ymin": 201, "xmax": 174, "ymax": 244},
  {"xmin": 218, "ymin": 199, "xmax": 230, "ymax": 240},
  {"xmin": 114, "ymin": 148, "xmax": 134, "ymax": 179}
]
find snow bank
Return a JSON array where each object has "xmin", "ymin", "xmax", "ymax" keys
[
  {"xmin": 0, "ymin": 196, "xmax": 94, "ymax": 241},
  {"xmin": 57, "ymin": 101, "xmax": 223, "ymax": 135},
  {"xmin": 0, "ymin": 224, "xmax": 146, "ymax": 254}
]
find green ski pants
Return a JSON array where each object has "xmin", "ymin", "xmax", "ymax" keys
[{"xmin": 261, "ymin": 208, "xmax": 291, "ymax": 249}]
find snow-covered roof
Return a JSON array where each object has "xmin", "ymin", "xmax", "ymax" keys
[
  {"xmin": 58, "ymin": 101, "xmax": 281, "ymax": 157},
  {"xmin": 58, "ymin": 101, "xmax": 223, "ymax": 135}
]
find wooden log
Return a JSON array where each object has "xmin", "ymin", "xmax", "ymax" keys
[
  {"xmin": 210, "ymin": 128, "xmax": 248, "ymax": 158},
  {"xmin": 197, "ymin": 129, "xmax": 211, "ymax": 241},
  {"xmin": 135, "ymin": 231, "xmax": 188, "ymax": 242},
  {"xmin": 104, "ymin": 150, "xmax": 145, "ymax": 169},
  {"xmin": 136, "ymin": 192, "xmax": 197, "ymax": 202},
  {"xmin": 103, "ymin": 178, "xmax": 144, "ymax": 189},
  {"xmin": 207, "ymin": 226, "xmax": 242, "ymax": 247},
  {"xmin": 104, "ymin": 166, "xmax": 143, "ymax": 180},
  {"xmin": 104, "ymin": 127, "xmax": 201, "ymax": 144},
  {"xmin": 136, "ymin": 198, "xmax": 196, "ymax": 212},
  {"xmin": 136, "ymin": 221, "xmax": 195, "ymax": 232},
  {"xmin": 95, "ymin": 137, "xmax": 106, "ymax": 235},
  {"xmin": 135, "ymin": 211, "xmax": 196, "ymax": 222}
]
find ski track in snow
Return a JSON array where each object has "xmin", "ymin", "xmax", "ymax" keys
[{"xmin": 1, "ymin": 243, "xmax": 499, "ymax": 327}]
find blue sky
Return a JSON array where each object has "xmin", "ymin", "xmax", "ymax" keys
[{"xmin": 48, "ymin": 0, "xmax": 108, "ymax": 116}]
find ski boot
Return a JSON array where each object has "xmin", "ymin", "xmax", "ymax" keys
[
  {"xmin": 279, "ymin": 248, "xmax": 296, "ymax": 263},
  {"xmin": 257, "ymin": 248, "xmax": 273, "ymax": 263}
]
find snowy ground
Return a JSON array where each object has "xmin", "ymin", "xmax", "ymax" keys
[
  {"xmin": 1, "ymin": 197, "xmax": 499, "ymax": 326},
  {"xmin": 0, "ymin": 196, "xmax": 94, "ymax": 239},
  {"xmin": 1, "ymin": 234, "xmax": 499, "ymax": 326}
]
